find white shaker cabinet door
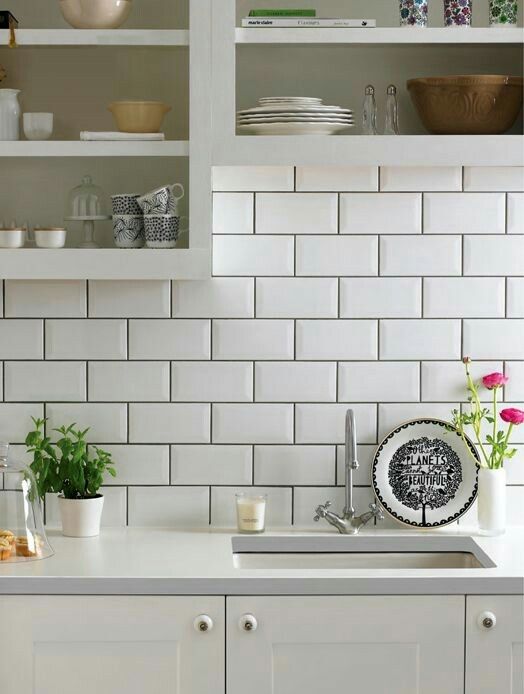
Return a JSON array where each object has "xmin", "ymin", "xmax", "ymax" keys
[
  {"xmin": 0, "ymin": 596, "xmax": 225, "ymax": 694},
  {"xmin": 227, "ymin": 595, "xmax": 464, "ymax": 694},
  {"xmin": 466, "ymin": 595, "xmax": 524, "ymax": 694}
]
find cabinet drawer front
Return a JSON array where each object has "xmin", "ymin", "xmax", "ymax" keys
[{"xmin": 227, "ymin": 595, "xmax": 464, "ymax": 694}]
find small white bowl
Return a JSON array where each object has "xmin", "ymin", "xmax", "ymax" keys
[
  {"xmin": 0, "ymin": 228, "xmax": 25, "ymax": 248},
  {"xmin": 34, "ymin": 228, "xmax": 67, "ymax": 249},
  {"xmin": 23, "ymin": 113, "xmax": 53, "ymax": 141},
  {"xmin": 59, "ymin": 0, "xmax": 132, "ymax": 29}
]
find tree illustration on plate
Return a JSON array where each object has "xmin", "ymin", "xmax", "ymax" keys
[{"xmin": 388, "ymin": 436, "xmax": 462, "ymax": 526}]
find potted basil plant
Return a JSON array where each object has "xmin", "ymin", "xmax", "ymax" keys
[{"xmin": 26, "ymin": 418, "xmax": 116, "ymax": 537}]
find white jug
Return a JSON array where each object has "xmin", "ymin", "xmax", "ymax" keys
[{"xmin": 0, "ymin": 89, "xmax": 21, "ymax": 140}]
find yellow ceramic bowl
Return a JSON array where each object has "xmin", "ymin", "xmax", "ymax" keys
[
  {"xmin": 59, "ymin": 0, "xmax": 132, "ymax": 30},
  {"xmin": 108, "ymin": 101, "xmax": 171, "ymax": 134}
]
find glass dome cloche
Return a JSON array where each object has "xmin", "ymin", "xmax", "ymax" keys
[
  {"xmin": 0, "ymin": 443, "xmax": 53, "ymax": 563},
  {"xmin": 65, "ymin": 174, "xmax": 111, "ymax": 249}
]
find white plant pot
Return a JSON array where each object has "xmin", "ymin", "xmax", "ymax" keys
[
  {"xmin": 477, "ymin": 468, "xmax": 506, "ymax": 536},
  {"xmin": 58, "ymin": 495, "xmax": 104, "ymax": 537}
]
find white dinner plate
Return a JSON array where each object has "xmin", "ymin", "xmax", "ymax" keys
[
  {"xmin": 238, "ymin": 117, "xmax": 354, "ymax": 125},
  {"xmin": 238, "ymin": 112, "xmax": 353, "ymax": 120},
  {"xmin": 237, "ymin": 122, "xmax": 353, "ymax": 135},
  {"xmin": 238, "ymin": 105, "xmax": 352, "ymax": 115},
  {"xmin": 259, "ymin": 96, "xmax": 322, "ymax": 102}
]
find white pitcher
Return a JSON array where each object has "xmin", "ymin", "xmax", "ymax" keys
[{"xmin": 0, "ymin": 89, "xmax": 21, "ymax": 140}]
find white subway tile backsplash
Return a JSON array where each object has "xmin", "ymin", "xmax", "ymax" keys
[
  {"xmin": 424, "ymin": 278, "xmax": 505, "ymax": 318},
  {"xmin": 213, "ymin": 166, "xmax": 294, "ymax": 192},
  {"xmin": 421, "ymin": 361, "xmax": 503, "ymax": 402},
  {"xmin": 211, "ymin": 486, "xmax": 292, "ymax": 528},
  {"xmin": 89, "ymin": 362, "xmax": 170, "ymax": 402},
  {"xmin": 212, "ymin": 404, "xmax": 293, "ymax": 444},
  {"xmin": 507, "ymin": 487, "xmax": 524, "ymax": 526},
  {"xmin": 99, "ymin": 445, "xmax": 170, "ymax": 485},
  {"xmin": 213, "ymin": 193, "xmax": 253, "ymax": 234},
  {"xmin": 89, "ymin": 281, "xmax": 170, "ymax": 318},
  {"xmin": 128, "ymin": 486, "xmax": 210, "ymax": 527},
  {"xmin": 380, "ymin": 236, "xmax": 462, "ymax": 276},
  {"xmin": 338, "ymin": 362, "xmax": 419, "ymax": 403},
  {"xmin": 423, "ymin": 193, "xmax": 505, "ymax": 234},
  {"xmin": 213, "ymin": 235, "xmax": 294, "ymax": 276},
  {"xmin": 508, "ymin": 193, "xmax": 524, "ymax": 234},
  {"xmin": 295, "ymin": 166, "xmax": 378, "ymax": 192},
  {"xmin": 46, "ymin": 403, "xmax": 127, "ymax": 443},
  {"xmin": 464, "ymin": 320, "xmax": 524, "ymax": 360},
  {"xmin": 336, "ymin": 445, "xmax": 376, "ymax": 486},
  {"xmin": 172, "ymin": 278, "xmax": 254, "ymax": 318},
  {"xmin": 129, "ymin": 404, "xmax": 210, "ymax": 443},
  {"xmin": 129, "ymin": 319, "xmax": 210, "ymax": 360},
  {"xmin": 463, "ymin": 236, "xmax": 524, "ymax": 277},
  {"xmin": 293, "ymin": 486, "xmax": 374, "ymax": 528},
  {"xmin": 340, "ymin": 193, "xmax": 421, "ymax": 235},
  {"xmin": 464, "ymin": 167, "xmax": 524, "ymax": 192},
  {"xmin": 5, "ymin": 362, "xmax": 86, "ymax": 402},
  {"xmin": 254, "ymin": 445, "xmax": 335, "ymax": 486},
  {"xmin": 296, "ymin": 236, "xmax": 378, "ymax": 276},
  {"xmin": 46, "ymin": 487, "xmax": 127, "ymax": 527},
  {"xmin": 46, "ymin": 319, "xmax": 127, "ymax": 360},
  {"xmin": 213, "ymin": 319, "xmax": 294, "ymax": 360},
  {"xmin": 340, "ymin": 278, "xmax": 421, "ymax": 318},
  {"xmin": 256, "ymin": 193, "xmax": 337, "ymax": 234},
  {"xmin": 296, "ymin": 320, "xmax": 377, "ymax": 360},
  {"xmin": 255, "ymin": 362, "xmax": 336, "ymax": 402},
  {"xmin": 172, "ymin": 362, "xmax": 253, "ymax": 402},
  {"xmin": 256, "ymin": 278, "xmax": 338, "ymax": 318},
  {"xmin": 5, "ymin": 281, "xmax": 86, "ymax": 317},
  {"xmin": 0, "ymin": 320, "xmax": 43, "ymax": 359},
  {"xmin": 380, "ymin": 167, "xmax": 462, "ymax": 192},
  {"xmin": 505, "ymin": 362, "xmax": 524, "ymax": 402},
  {"xmin": 378, "ymin": 403, "xmax": 455, "ymax": 439},
  {"xmin": 296, "ymin": 404, "xmax": 377, "ymax": 444},
  {"xmin": 506, "ymin": 445, "xmax": 524, "ymax": 485},
  {"xmin": 171, "ymin": 445, "xmax": 252, "ymax": 485},
  {"xmin": 0, "ymin": 404, "xmax": 43, "ymax": 442},
  {"xmin": 507, "ymin": 279, "xmax": 524, "ymax": 318},
  {"xmin": 380, "ymin": 320, "xmax": 461, "ymax": 360}
]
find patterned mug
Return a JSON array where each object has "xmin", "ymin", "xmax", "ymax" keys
[
  {"xmin": 444, "ymin": 0, "xmax": 473, "ymax": 26},
  {"xmin": 144, "ymin": 215, "xmax": 189, "ymax": 249},
  {"xmin": 489, "ymin": 0, "xmax": 518, "ymax": 26},
  {"xmin": 113, "ymin": 215, "xmax": 145, "ymax": 249},
  {"xmin": 399, "ymin": 0, "xmax": 429, "ymax": 27}
]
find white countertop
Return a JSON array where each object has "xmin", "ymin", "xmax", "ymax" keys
[{"xmin": 0, "ymin": 527, "xmax": 522, "ymax": 596}]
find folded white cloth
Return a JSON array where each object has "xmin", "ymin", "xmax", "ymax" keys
[{"xmin": 80, "ymin": 131, "xmax": 165, "ymax": 141}]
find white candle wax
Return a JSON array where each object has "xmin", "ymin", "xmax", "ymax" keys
[{"xmin": 236, "ymin": 494, "xmax": 267, "ymax": 534}]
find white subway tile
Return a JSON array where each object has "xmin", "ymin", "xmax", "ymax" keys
[
  {"xmin": 296, "ymin": 236, "xmax": 378, "ymax": 276},
  {"xmin": 293, "ymin": 486, "xmax": 374, "ymax": 528},
  {"xmin": 5, "ymin": 362, "xmax": 86, "ymax": 402},
  {"xmin": 5, "ymin": 280, "xmax": 86, "ymax": 317},
  {"xmin": 464, "ymin": 320, "xmax": 524, "ymax": 360},
  {"xmin": 424, "ymin": 193, "xmax": 505, "ymax": 234},
  {"xmin": 89, "ymin": 280, "xmax": 170, "ymax": 318},
  {"xmin": 339, "ymin": 362, "xmax": 420, "ymax": 403},
  {"xmin": 213, "ymin": 166, "xmax": 294, "ymax": 192},
  {"xmin": 506, "ymin": 445, "xmax": 524, "ymax": 485},
  {"xmin": 380, "ymin": 320, "xmax": 461, "ymax": 359},
  {"xmin": 464, "ymin": 167, "xmax": 524, "ymax": 192},
  {"xmin": 254, "ymin": 445, "xmax": 335, "ymax": 486},
  {"xmin": 0, "ymin": 320, "xmax": 43, "ymax": 359},
  {"xmin": 296, "ymin": 404, "xmax": 377, "ymax": 444},
  {"xmin": 256, "ymin": 193, "xmax": 337, "ymax": 234},
  {"xmin": 256, "ymin": 278, "xmax": 338, "ymax": 318},
  {"xmin": 171, "ymin": 445, "xmax": 252, "ymax": 485},
  {"xmin": 172, "ymin": 362, "xmax": 253, "ymax": 402},
  {"xmin": 89, "ymin": 362, "xmax": 170, "ymax": 402},
  {"xmin": 380, "ymin": 167, "xmax": 462, "ymax": 192},
  {"xmin": 128, "ymin": 486, "xmax": 209, "ymax": 527},
  {"xmin": 378, "ymin": 403, "xmax": 455, "ymax": 440},
  {"xmin": 380, "ymin": 236, "xmax": 462, "ymax": 276},
  {"xmin": 98, "ymin": 445, "xmax": 170, "ymax": 485},
  {"xmin": 211, "ymin": 486, "xmax": 292, "ymax": 528},
  {"xmin": 341, "ymin": 278, "xmax": 421, "ymax": 318},
  {"xmin": 129, "ymin": 404, "xmax": 210, "ymax": 443},
  {"xmin": 508, "ymin": 193, "xmax": 524, "ymax": 234},
  {"xmin": 212, "ymin": 404, "xmax": 293, "ymax": 444},
  {"xmin": 336, "ymin": 444, "xmax": 376, "ymax": 486},
  {"xmin": 296, "ymin": 320, "xmax": 377, "ymax": 360},
  {"xmin": 508, "ymin": 279, "xmax": 524, "ymax": 318},
  {"xmin": 129, "ymin": 319, "xmax": 210, "ymax": 360},
  {"xmin": 424, "ymin": 278, "xmax": 505, "ymax": 318},
  {"xmin": 505, "ymin": 362, "xmax": 524, "ymax": 401},
  {"xmin": 46, "ymin": 403, "xmax": 127, "ymax": 443},
  {"xmin": 46, "ymin": 487, "xmax": 127, "ymax": 527},
  {"xmin": 0, "ymin": 404, "xmax": 43, "ymax": 442},
  {"xmin": 296, "ymin": 166, "xmax": 378, "ymax": 192},
  {"xmin": 507, "ymin": 487, "xmax": 524, "ymax": 526},
  {"xmin": 255, "ymin": 362, "xmax": 336, "ymax": 402},
  {"xmin": 213, "ymin": 235, "xmax": 294, "ymax": 276},
  {"xmin": 421, "ymin": 361, "xmax": 503, "ymax": 402},
  {"xmin": 172, "ymin": 278, "xmax": 254, "ymax": 318},
  {"xmin": 213, "ymin": 193, "xmax": 253, "ymax": 234},
  {"xmin": 340, "ymin": 193, "xmax": 421, "ymax": 234},
  {"xmin": 464, "ymin": 236, "xmax": 524, "ymax": 276},
  {"xmin": 213, "ymin": 319, "xmax": 294, "ymax": 360},
  {"xmin": 46, "ymin": 319, "xmax": 127, "ymax": 360}
]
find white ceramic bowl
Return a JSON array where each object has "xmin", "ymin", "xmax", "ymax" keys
[
  {"xmin": 34, "ymin": 228, "xmax": 67, "ymax": 249},
  {"xmin": 59, "ymin": 0, "xmax": 132, "ymax": 29},
  {"xmin": 0, "ymin": 228, "xmax": 25, "ymax": 248}
]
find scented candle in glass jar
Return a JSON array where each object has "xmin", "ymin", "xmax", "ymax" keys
[
  {"xmin": 444, "ymin": 0, "xmax": 473, "ymax": 26},
  {"xmin": 489, "ymin": 0, "xmax": 518, "ymax": 26},
  {"xmin": 235, "ymin": 493, "xmax": 267, "ymax": 534},
  {"xmin": 399, "ymin": 0, "xmax": 429, "ymax": 26}
]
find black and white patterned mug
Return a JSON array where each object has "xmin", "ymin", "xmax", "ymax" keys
[
  {"xmin": 113, "ymin": 215, "xmax": 145, "ymax": 248},
  {"xmin": 144, "ymin": 214, "xmax": 188, "ymax": 249},
  {"xmin": 138, "ymin": 183, "xmax": 185, "ymax": 215},
  {"xmin": 111, "ymin": 193, "xmax": 141, "ymax": 215}
]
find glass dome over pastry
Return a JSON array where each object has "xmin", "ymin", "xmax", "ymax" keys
[
  {"xmin": 65, "ymin": 175, "xmax": 110, "ymax": 220},
  {"xmin": 0, "ymin": 443, "xmax": 53, "ymax": 563}
]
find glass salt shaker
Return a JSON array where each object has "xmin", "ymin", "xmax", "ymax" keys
[
  {"xmin": 384, "ymin": 85, "xmax": 400, "ymax": 135},
  {"xmin": 362, "ymin": 85, "xmax": 377, "ymax": 135}
]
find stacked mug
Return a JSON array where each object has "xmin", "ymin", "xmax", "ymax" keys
[{"xmin": 111, "ymin": 193, "xmax": 144, "ymax": 248}]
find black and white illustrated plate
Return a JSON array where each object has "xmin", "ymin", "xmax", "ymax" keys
[{"xmin": 372, "ymin": 419, "xmax": 479, "ymax": 528}]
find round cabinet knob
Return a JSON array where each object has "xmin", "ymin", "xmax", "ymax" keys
[
  {"xmin": 478, "ymin": 611, "xmax": 497, "ymax": 630},
  {"xmin": 194, "ymin": 615, "xmax": 213, "ymax": 633},
  {"xmin": 239, "ymin": 614, "xmax": 258, "ymax": 632}
]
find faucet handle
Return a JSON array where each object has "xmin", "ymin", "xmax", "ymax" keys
[
  {"xmin": 313, "ymin": 501, "xmax": 332, "ymax": 522},
  {"xmin": 369, "ymin": 503, "xmax": 384, "ymax": 522}
]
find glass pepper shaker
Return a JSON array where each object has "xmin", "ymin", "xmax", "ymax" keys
[
  {"xmin": 384, "ymin": 85, "xmax": 400, "ymax": 135},
  {"xmin": 362, "ymin": 85, "xmax": 377, "ymax": 135}
]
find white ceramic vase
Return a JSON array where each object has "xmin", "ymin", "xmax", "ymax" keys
[
  {"xmin": 58, "ymin": 495, "xmax": 104, "ymax": 537},
  {"xmin": 477, "ymin": 467, "xmax": 506, "ymax": 536},
  {"xmin": 0, "ymin": 89, "xmax": 21, "ymax": 141}
]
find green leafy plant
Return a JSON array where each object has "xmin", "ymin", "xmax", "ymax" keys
[{"xmin": 26, "ymin": 418, "xmax": 116, "ymax": 500}]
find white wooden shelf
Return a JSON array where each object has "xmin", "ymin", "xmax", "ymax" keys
[
  {"xmin": 0, "ymin": 141, "xmax": 189, "ymax": 157},
  {"xmin": 235, "ymin": 27, "xmax": 524, "ymax": 44},
  {"xmin": 0, "ymin": 29, "xmax": 189, "ymax": 47}
]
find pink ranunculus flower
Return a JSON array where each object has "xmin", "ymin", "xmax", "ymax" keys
[
  {"xmin": 482, "ymin": 372, "xmax": 509, "ymax": 390},
  {"xmin": 500, "ymin": 408, "xmax": 524, "ymax": 425}
]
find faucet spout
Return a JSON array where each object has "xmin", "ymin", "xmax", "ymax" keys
[{"xmin": 344, "ymin": 409, "xmax": 359, "ymax": 519}]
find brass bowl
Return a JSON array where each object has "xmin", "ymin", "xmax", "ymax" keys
[{"xmin": 407, "ymin": 75, "xmax": 523, "ymax": 135}]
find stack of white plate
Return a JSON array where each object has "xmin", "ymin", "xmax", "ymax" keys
[{"xmin": 237, "ymin": 97, "xmax": 354, "ymax": 135}]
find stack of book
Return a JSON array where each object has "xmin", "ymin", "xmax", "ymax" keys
[{"xmin": 242, "ymin": 9, "xmax": 375, "ymax": 28}]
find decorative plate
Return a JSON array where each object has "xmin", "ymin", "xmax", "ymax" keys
[{"xmin": 372, "ymin": 419, "xmax": 479, "ymax": 528}]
